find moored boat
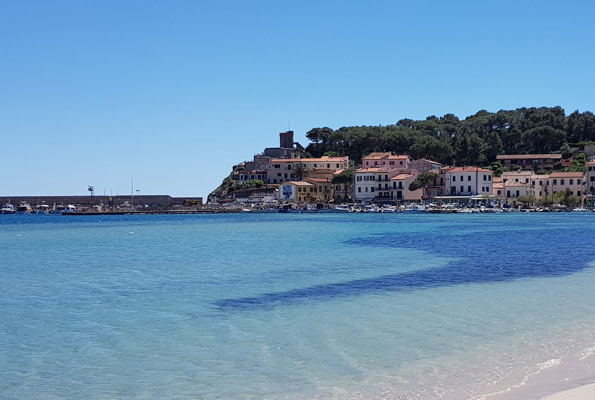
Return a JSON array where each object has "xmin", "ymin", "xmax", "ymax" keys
[{"xmin": 1, "ymin": 202, "xmax": 16, "ymax": 214}]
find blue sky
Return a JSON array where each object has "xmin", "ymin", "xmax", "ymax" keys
[{"xmin": 1, "ymin": 1, "xmax": 595, "ymax": 198}]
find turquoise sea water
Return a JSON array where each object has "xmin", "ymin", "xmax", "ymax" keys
[{"xmin": 1, "ymin": 213, "xmax": 595, "ymax": 399}]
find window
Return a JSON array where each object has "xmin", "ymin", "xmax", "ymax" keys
[
  {"xmin": 357, "ymin": 176, "xmax": 362, "ymax": 181},
  {"xmin": 577, "ymin": 179, "xmax": 581, "ymax": 185},
  {"xmin": 385, "ymin": 175, "xmax": 388, "ymax": 181},
  {"xmin": 358, "ymin": 187, "xmax": 361, "ymax": 192},
  {"xmin": 561, "ymin": 179, "xmax": 565, "ymax": 185},
  {"xmin": 577, "ymin": 191, "xmax": 582, "ymax": 196},
  {"xmin": 468, "ymin": 176, "xmax": 471, "ymax": 181},
  {"xmin": 488, "ymin": 176, "xmax": 491, "ymax": 181},
  {"xmin": 371, "ymin": 187, "xmax": 375, "ymax": 192},
  {"xmin": 400, "ymin": 161, "xmax": 403, "ymax": 165},
  {"xmin": 365, "ymin": 162, "xmax": 369, "ymax": 166},
  {"xmin": 516, "ymin": 190, "xmax": 520, "ymax": 197},
  {"xmin": 277, "ymin": 173, "xmax": 281, "ymax": 177},
  {"xmin": 274, "ymin": 164, "xmax": 280, "ymax": 168},
  {"xmin": 539, "ymin": 181, "xmax": 542, "ymax": 186},
  {"xmin": 327, "ymin": 164, "xmax": 330, "ymax": 168},
  {"xmin": 453, "ymin": 176, "xmax": 456, "ymax": 182},
  {"xmin": 284, "ymin": 173, "xmax": 288, "ymax": 178},
  {"xmin": 336, "ymin": 164, "xmax": 339, "ymax": 168},
  {"xmin": 460, "ymin": 186, "xmax": 464, "ymax": 192},
  {"xmin": 310, "ymin": 187, "xmax": 314, "ymax": 192},
  {"xmin": 313, "ymin": 164, "xmax": 317, "ymax": 168},
  {"xmin": 553, "ymin": 179, "xmax": 557, "ymax": 185},
  {"xmin": 468, "ymin": 185, "xmax": 471, "ymax": 192},
  {"xmin": 393, "ymin": 182, "xmax": 396, "ymax": 189},
  {"xmin": 298, "ymin": 187, "xmax": 302, "ymax": 192},
  {"xmin": 570, "ymin": 179, "xmax": 574, "ymax": 185},
  {"xmin": 365, "ymin": 187, "xmax": 368, "ymax": 192},
  {"xmin": 399, "ymin": 182, "xmax": 403, "ymax": 189},
  {"xmin": 507, "ymin": 190, "xmax": 511, "ymax": 197},
  {"xmin": 483, "ymin": 175, "xmax": 487, "ymax": 181},
  {"xmin": 390, "ymin": 161, "xmax": 395, "ymax": 165}
]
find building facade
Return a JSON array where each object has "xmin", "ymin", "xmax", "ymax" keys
[{"xmin": 443, "ymin": 167, "xmax": 493, "ymax": 196}]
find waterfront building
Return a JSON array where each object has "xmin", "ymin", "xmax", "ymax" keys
[
  {"xmin": 530, "ymin": 174, "xmax": 552, "ymax": 200},
  {"xmin": 587, "ymin": 160, "xmax": 595, "ymax": 207},
  {"xmin": 501, "ymin": 170, "xmax": 533, "ymax": 185},
  {"xmin": 354, "ymin": 167, "xmax": 380, "ymax": 202},
  {"xmin": 548, "ymin": 172, "xmax": 585, "ymax": 198},
  {"xmin": 442, "ymin": 166, "xmax": 493, "ymax": 196},
  {"xmin": 278, "ymin": 181, "xmax": 316, "ymax": 203},
  {"xmin": 503, "ymin": 182, "xmax": 534, "ymax": 203},
  {"xmin": 390, "ymin": 174, "xmax": 423, "ymax": 202},
  {"xmin": 354, "ymin": 166, "xmax": 409, "ymax": 202},
  {"xmin": 492, "ymin": 178, "xmax": 505, "ymax": 200},
  {"xmin": 305, "ymin": 178, "xmax": 333, "ymax": 203}
]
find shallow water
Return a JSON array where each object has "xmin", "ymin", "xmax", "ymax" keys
[{"xmin": 1, "ymin": 213, "xmax": 594, "ymax": 399}]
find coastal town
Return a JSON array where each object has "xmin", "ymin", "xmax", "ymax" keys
[
  {"xmin": 208, "ymin": 130, "xmax": 595, "ymax": 212},
  {"xmin": 3, "ymin": 128, "xmax": 595, "ymax": 215}
]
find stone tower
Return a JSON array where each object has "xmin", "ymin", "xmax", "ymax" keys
[{"xmin": 279, "ymin": 130, "xmax": 294, "ymax": 149}]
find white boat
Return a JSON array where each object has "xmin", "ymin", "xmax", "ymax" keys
[
  {"xmin": 33, "ymin": 204, "xmax": 51, "ymax": 214},
  {"xmin": 1, "ymin": 203, "xmax": 15, "ymax": 214},
  {"xmin": 62, "ymin": 204, "xmax": 77, "ymax": 214},
  {"xmin": 332, "ymin": 204, "xmax": 351, "ymax": 212},
  {"xmin": 16, "ymin": 202, "xmax": 33, "ymax": 213}
]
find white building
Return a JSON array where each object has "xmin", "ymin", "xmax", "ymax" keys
[{"xmin": 443, "ymin": 167, "xmax": 493, "ymax": 196}]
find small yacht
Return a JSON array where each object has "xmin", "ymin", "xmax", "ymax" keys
[
  {"xmin": 16, "ymin": 202, "xmax": 33, "ymax": 214},
  {"xmin": 62, "ymin": 204, "xmax": 77, "ymax": 214},
  {"xmin": 1, "ymin": 202, "xmax": 15, "ymax": 214}
]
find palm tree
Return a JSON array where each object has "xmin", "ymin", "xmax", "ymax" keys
[{"xmin": 292, "ymin": 163, "xmax": 310, "ymax": 180}]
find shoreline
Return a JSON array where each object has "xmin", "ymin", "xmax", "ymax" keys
[{"xmin": 481, "ymin": 345, "xmax": 595, "ymax": 400}]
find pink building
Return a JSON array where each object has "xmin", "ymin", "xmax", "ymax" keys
[{"xmin": 362, "ymin": 152, "xmax": 410, "ymax": 169}]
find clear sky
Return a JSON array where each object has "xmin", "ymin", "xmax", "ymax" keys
[{"xmin": 2, "ymin": 1, "xmax": 595, "ymax": 198}]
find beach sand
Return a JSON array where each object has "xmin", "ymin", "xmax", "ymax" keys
[
  {"xmin": 481, "ymin": 348, "xmax": 595, "ymax": 400},
  {"xmin": 542, "ymin": 383, "xmax": 595, "ymax": 399}
]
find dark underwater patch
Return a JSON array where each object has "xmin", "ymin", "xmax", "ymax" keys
[{"xmin": 214, "ymin": 227, "xmax": 594, "ymax": 311}]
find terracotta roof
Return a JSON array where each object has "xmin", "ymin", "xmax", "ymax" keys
[
  {"xmin": 391, "ymin": 174, "xmax": 413, "ymax": 180},
  {"xmin": 271, "ymin": 156, "xmax": 348, "ymax": 163},
  {"xmin": 496, "ymin": 154, "xmax": 562, "ymax": 160},
  {"xmin": 504, "ymin": 182, "xmax": 531, "ymax": 187},
  {"xmin": 586, "ymin": 160, "xmax": 595, "ymax": 166},
  {"xmin": 445, "ymin": 166, "xmax": 492, "ymax": 173},
  {"xmin": 412, "ymin": 158, "xmax": 441, "ymax": 164},
  {"xmin": 363, "ymin": 152, "xmax": 391, "ymax": 159},
  {"xmin": 362, "ymin": 152, "xmax": 409, "ymax": 160},
  {"xmin": 281, "ymin": 181, "xmax": 314, "ymax": 186},
  {"xmin": 306, "ymin": 178, "xmax": 331, "ymax": 183},
  {"xmin": 549, "ymin": 172, "xmax": 585, "ymax": 178},
  {"xmin": 355, "ymin": 167, "xmax": 382, "ymax": 173}
]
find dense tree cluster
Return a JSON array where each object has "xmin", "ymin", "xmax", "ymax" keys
[{"xmin": 304, "ymin": 107, "xmax": 595, "ymax": 166}]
